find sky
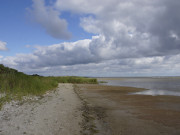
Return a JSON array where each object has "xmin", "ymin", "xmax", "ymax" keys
[{"xmin": 0, "ymin": 0, "xmax": 180, "ymax": 77}]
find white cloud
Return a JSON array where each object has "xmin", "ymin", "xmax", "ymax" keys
[
  {"xmin": 55, "ymin": 0, "xmax": 112, "ymax": 14},
  {"xmin": 0, "ymin": 38, "xmax": 97, "ymax": 69},
  {"xmin": 55, "ymin": 0, "xmax": 180, "ymax": 57},
  {"xmin": 28, "ymin": 0, "xmax": 71, "ymax": 39},
  {"xmin": 0, "ymin": 41, "xmax": 7, "ymax": 51},
  {"xmin": 1, "ymin": 38, "xmax": 180, "ymax": 76},
  {"xmin": 1, "ymin": 0, "xmax": 180, "ymax": 76}
]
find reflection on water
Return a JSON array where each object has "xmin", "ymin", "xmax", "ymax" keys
[
  {"xmin": 130, "ymin": 89, "xmax": 180, "ymax": 96},
  {"xmin": 98, "ymin": 77, "xmax": 180, "ymax": 96}
]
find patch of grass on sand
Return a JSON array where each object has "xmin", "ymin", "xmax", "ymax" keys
[{"xmin": 0, "ymin": 64, "xmax": 97, "ymax": 109}]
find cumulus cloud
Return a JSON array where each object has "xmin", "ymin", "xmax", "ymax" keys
[
  {"xmin": 150, "ymin": 0, "xmax": 180, "ymax": 53},
  {"xmin": 2, "ymin": 53, "xmax": 180, "ymax": 76},
  {"xmin": 1, "ymin": 38, "xmax": 180, "ymax": 76},
  {"xmin": 56, "ymin": 0, "xmax": 180, "ymax": 58},
  {"xmin": 0, "ymin": 38, "xmax": 98, "ymax": 69},
  {"xmin": 1, "ymin": 0, "xmax": 180, "ymax": 76},
  {"xmin": 0, "ymin": 41, "xmax": 8, "ymax": 51},
  {"xmin": 29, "ymin": 0, "xmax": 71, "ymax": 39}
]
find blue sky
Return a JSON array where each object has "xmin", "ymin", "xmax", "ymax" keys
[
  {"xmin": 0, "ymin": 0, "xmax": 180, "ymax": 76},
  {"xmin": 0, "ymin": 0, "xmax": 92, "ymax": 56}
]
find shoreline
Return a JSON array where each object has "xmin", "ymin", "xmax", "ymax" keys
[
  {"xmin": 0, "ymin": 83, "xmax": 180, "ymax": 135},
  {"xmin": 97, "ymin": 77, "xmax": 180, "ymax": 97},
  {"xmin": 76, "ymin": 84, "xmax": 180, "ymax": 135}
]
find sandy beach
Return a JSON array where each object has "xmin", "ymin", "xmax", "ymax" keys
[
  {"xmin": 0, "ymin": 83, "xmax": 180, "ymax": 135},
  {"xmin": 0, "ymin": 83, "xmax": 82, "ymax": 135}
]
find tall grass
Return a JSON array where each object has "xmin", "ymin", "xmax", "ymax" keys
[
  {"xmin": 0, "ymin": 64, "xmax": 97, "ymax": 109},
  {"xmin": 55, "ymin": 76, "xmax": 97, "ymax": 84}
]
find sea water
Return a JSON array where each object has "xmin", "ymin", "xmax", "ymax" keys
[{"xmin": 98, "ymin": 77, "xmax": 180, "ymax": 96}]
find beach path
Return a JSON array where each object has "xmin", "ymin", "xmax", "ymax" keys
[{"xmin": 0, "ymin": 83, "xmax": 82, "ymax": 135}]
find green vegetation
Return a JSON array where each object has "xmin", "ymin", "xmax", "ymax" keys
[
  {"xmin": 99, "ymin": 81, "xmax": 107, "ymax": 83},
  {"xmin": 56, "ymin": 76, "xmax": 97, "ymax": 84},
  {"xmin": 0, "ymin": 64, "xmax": 97, "ymax": 109}
]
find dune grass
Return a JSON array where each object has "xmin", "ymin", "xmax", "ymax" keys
[
  {"xmin": 0, "ymin": 64, "xmax": 97, "ymax": 109},
  {"xmin": 55, "ymin": 76, "xmax": 97, "ymax": 84}
]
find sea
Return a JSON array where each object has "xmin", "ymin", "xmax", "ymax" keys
[{"xmin": 98, "ymin": 77, "xmax": 180, "ymax": 96}]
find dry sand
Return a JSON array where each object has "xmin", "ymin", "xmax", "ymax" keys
[{"xmin": 0, "ymin": 83, "xmax": 82, "ymax": 135}]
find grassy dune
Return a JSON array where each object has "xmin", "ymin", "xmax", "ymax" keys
[{"xmin": 0, "ymin": 64, "xmax": 97, "ymax": 109}]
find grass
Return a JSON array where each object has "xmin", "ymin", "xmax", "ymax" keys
[
  {"xmin": 98, "ymin": 81, "xmax": 107, "ymax": 83},
  {"xmin": 55, "ymin": 76, "xmax": 97, "ymax": 84},
  {"xmin": 0, "ymin": 64, "xmax": 97, "ymax": 109}
]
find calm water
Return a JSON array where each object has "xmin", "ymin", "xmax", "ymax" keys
[{"xmin": 98, "ymin": 77, "xmax": 180, "ymax": 96}]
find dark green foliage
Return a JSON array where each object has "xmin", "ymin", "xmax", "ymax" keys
[
  {"xmin": 0, "ymin": 64, "xmax": 97, "ymax": 109},
  {"xmin": 0, "ymin": 67, "xmax": 58, "ymax": 95}
]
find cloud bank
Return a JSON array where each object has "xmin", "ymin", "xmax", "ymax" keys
[{"xmin": 1, "ymin": 0, "xmax": 180, "ymax": 76}]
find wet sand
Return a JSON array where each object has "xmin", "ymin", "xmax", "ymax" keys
[{"xmin": 76, "ymin": 84, "xmax": 180, "ymax": 135}]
